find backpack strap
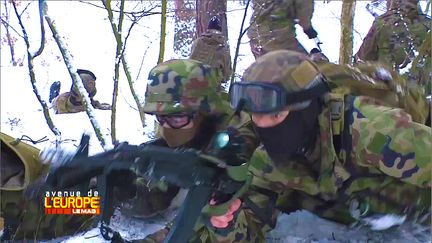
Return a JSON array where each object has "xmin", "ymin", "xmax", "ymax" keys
[{"xmin": 328, "ymin": 93, "xmax": 345, "ymax": 136}]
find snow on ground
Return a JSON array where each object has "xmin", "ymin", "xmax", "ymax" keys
[{"xmin": 1, "ymin": 1, "xmax": 430, "ymax": 242}]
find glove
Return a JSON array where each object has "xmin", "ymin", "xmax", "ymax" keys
[
  {"xmin": 210, "ymin": 198, "xmax": 242, "ymax": 228},
  {"xmin": 304, "ymin": 27, "xmax": 318, "ymax": 39}
]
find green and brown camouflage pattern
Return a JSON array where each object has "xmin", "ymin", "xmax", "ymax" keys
[
  {"xmin": 317, "ymin": 61, "xmax": 430, "ymax": 124},
  {"xmin": 240, "ymin": 50, "xmax": 431, "ymax": 225},
  {"xmin": 144, "ymin": 59, "xmax": 230, "ymax": 115},
  {"xmin": 52, "ymin": 71, "xmax": 111, "ymax": 114},
  {"xmin": 1, "ymin": 132, "xmax": 95, "ymax": 240},
  {"xmin": 137, "ymin": 58, "xmax": 269, "ymax": 242},
  {"xmin": 133, "ymin": 110, "xmax": 272, "ymax": 242},
  {"xmin": 248, "ymin": 95, "xmax": 431, "ymax": 224},
  {"xmin": 355, "ymin": 0, "xmax": 431, "ymax": 90},
  {"xmin": 52, "ymin": 92, "xmax": 111, "ymax": 114},
  {"xmin": 190, "ymin": 29, "xmax": 232, "ymax": 84},
  {"xmin": 247, "ymin": 0, "xmax": 314, "ymax": 58}
]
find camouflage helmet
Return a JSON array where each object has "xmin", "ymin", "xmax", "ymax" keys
[
  {"xmin": 70, "ymin": 69, "xmax": 97, "ymax": 98},
  {"xmin": 143, "ymin": 59, "xmax": 229, "ymax": 115},
  {"xmin": 242, "ymin": 50, "xmax": 326, "ymax": 110}
]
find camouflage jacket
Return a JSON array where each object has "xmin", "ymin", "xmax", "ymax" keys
[
  {"xmin": 247, "ymin": 0, "xmax": 314, "ymax": 56},
  {"xmin": 355, "ymin": 8, "xmax": 431, "ymax": 88},
  {"xmin": 52, "ymin": 92, "xmax": 111, "ymax": 114},
  {"xmin": 189, "ymin": 29, "xmax": 232, "ymax": 84},
  {"xmin": 249, "ymin": 95, "xmax": 431, "ymax": 224}
]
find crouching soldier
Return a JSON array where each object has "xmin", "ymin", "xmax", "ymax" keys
[
  {"xmin": 52, "ymin": 69, "xmax": 111, "ymax": 114},
  {"xmin": 230, "ymin": 50, "xmax": 431, "ymax": 232},
  {"xmin": 119, "ymin": 59, "xmax": 274, "ymax": 242}
]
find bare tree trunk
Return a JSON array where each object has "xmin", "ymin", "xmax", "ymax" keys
[
  {"xmin": 230, "ymin": 0, "xmax": 251, "ymax": 85},
  {"xmin": 339, "ymin": 0, "xmax": 356, "ymax": 65},
  {"xmin": 158, "ymin": 0, "xmax": 167, "ymax": 64},
  {"xmin": 174, "ymin": 0, "xmax": 196, "ymax": 58},
  {"xmin": 12, "ymin": 0, "xmax": 61, "ymax": 139},
  {"xmin": 43, "ymin": 1, "xmax": 110, "ymax": 149},
  {"xmin": 196, "ymin": 0, "xmax": 228, "ymax": 39},
  {"xmin": 102, "ymin": 0, "xmax": 125, "ymax": 143},
  {"xmin": 102, "ymin": 0, "xmax": 147, "ymax": 139}
]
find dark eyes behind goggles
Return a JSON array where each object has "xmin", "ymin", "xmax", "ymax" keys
[{"xmin": 155, "ymin": 113, "xmax": 196, "ymax": 129}]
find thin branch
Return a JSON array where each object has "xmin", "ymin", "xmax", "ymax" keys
[
  {"xmin": 136, "ymin": 37, "xmax": 155, "ymax": 80},
  {"xmin": 230, "ymin": 0, "xmax": 250, "ymax": 85},
  {"xmin": 19, "ymin": 2, "xmax": 33, "ymax": 17},
  {"xmin": 0, "ymin": 17, "xmax": 25, "ymax": 38},
  {"xmin": 78, "ymin": 0, "xmax": 160, "ymax": 16},
  {"xmin": 11, "ymin": 0, "xmax": 61, "ymax": 138},
  {"xmin": 102, "ymin": 0, "xmax": 147, "ymax": 133},
  {"xmin": 33, "ymin": 0, "xmax": 46, "ymax": 58}
]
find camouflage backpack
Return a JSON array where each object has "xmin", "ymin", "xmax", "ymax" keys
[
  {"xmin": 316, "ymin": 61, "xmax": 430, "ymax": 130},
  {"xmin": 189, "ymin": 30, "xmax": 232, "ymax": 84},
  {"xmin": 1, "ymin": 133, "xmax": 95, "ymax": 241}
]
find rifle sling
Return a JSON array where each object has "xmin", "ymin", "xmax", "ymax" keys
[
  {"xmin": 164, "ymin": 185, "xmax": 213, "ymax": 243},
  {"xmin": 243, "ymin": 186, "xmax": 278, "ymax": 228}
]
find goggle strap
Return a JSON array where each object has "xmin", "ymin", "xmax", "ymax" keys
[{"xmin": 284, "ymin": 80, "xmax": 329, "ymax": 105}]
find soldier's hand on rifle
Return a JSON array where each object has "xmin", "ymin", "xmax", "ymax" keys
[
  {"xmin": 304, "ymin": 27, "xmax": 318, "ymax": 39},
  {"xmin": 210, "ymin": 198, "xmax": 242, "ymax": 228}
]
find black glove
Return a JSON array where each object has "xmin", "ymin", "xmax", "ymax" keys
[{"xmin": 304, "ymin": 27, "xmax": 318, "ymax": 39}]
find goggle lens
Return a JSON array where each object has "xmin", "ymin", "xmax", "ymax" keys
[
  {"xmin": 230, "ymin": 82, "xmax": 282, "ymax": 113},
  {"xmin": 155, "ymin": 113, "xmax": 195, "ymax": 129}
]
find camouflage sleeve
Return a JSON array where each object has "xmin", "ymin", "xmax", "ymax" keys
[
  {"xmin": 91, "ymin": 99, "xmax": 112, "ymax": 110},
  {"xmin": 351, "ymin": 96, "xmax": 432, "ymax": 188},
  {"xmin": 294, "ymin": 0, "xmax": 314, "ymax": 31},
  {"xmin": 227, "ymin": 112, "xmax": 260, "ymax": 161},
  {"xmin": 355, "ymin": 21, "xmax": 379, "ymax": 62}
]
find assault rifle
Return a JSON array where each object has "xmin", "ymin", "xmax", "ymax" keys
[{"xmin": 45, "ymin": 128, "xmax": 252, "ymax": 243}]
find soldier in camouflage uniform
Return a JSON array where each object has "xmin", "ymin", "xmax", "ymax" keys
[
  {"xmin": 120, "ymin": 59, "xmax": 273, "ymax": 242},
  {"xmin": 229, "ymin": 50, "xmax": 431, "ymax": 230},
  {"xmin": 247, "ymin": 0, "xmax": 317, "ymax": 58},
  {"xmin": 190, "ymin": 16, "xmax": 232, "ymax": 85},
  {"xmin": 355, "ymin": 0, "xmax": 431, "ymax": 91},
  {"xmin": 1, "ymin": 132, "xmax": 95, "ymax": 241},
  {"xmin": 52, "ymin": 69, "xmax": 111, "ymax": 114}
]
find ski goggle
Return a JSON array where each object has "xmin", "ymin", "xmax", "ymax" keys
[
  {"xmin": 155, "ymin": 112, "xmax": 197, "ymax": 129},
  {"xmin": 229, "ymin": 75, "xmax": 329, "ymax": 113}
]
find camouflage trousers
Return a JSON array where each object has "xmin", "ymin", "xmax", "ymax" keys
[{"xmin": 247, "ymin": 25, "xmax": 308, "ymax": 59}]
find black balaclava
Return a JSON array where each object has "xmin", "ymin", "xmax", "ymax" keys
[{"xmin": 253, "ymin": 99, "xmax": 320, "ymax": 165}]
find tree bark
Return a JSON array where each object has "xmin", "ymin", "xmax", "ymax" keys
[
  {"xmin": 174, "ymin": 0, "xmax": 196, "ymax": 58},
  {"xmin": 196, "ymin": 0, "xmax": 228, "ymax": 39},
  {"xmin": 158, "ymin": 0, "xmax": 167, "ymax": 64},
  {"xmin": 339, "ymin": 0, "xmax": 356, "ymax": 65}
]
